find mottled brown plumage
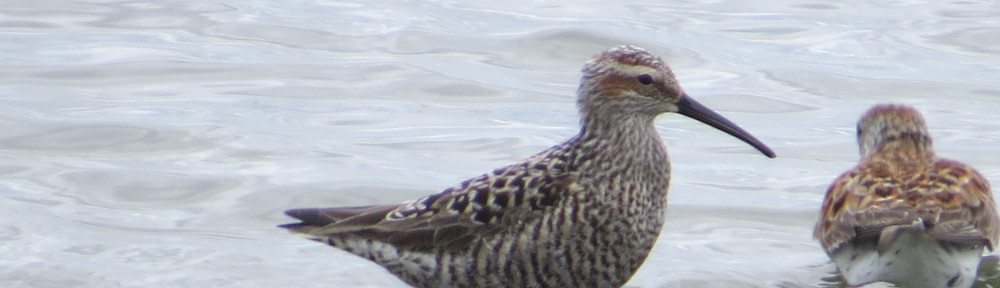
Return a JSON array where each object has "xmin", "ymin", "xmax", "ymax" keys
[
  {"xmin": 281, "ymin": 45, "xmax": 775, "ymax": 288},
  {"xmin": 814, "ymin": 104, "xmax": 1000, "ymax": 288}
]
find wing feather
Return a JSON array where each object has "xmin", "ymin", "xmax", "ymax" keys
[
  {"xmin": 815, "ymin": 156, "xmax": 1000, "ymax": 253},
  {"xmin": 281, "ymin": 145, "xmax": 578, "ymax": 252}
]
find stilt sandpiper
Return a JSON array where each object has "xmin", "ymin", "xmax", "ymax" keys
[{"xmin": 281, "ymin": 45, "xmax": 776, "ymax": 288}]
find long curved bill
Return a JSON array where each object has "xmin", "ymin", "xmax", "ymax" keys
[{"xmin": 676, "ymin": 94, "xmax": 776, "ymax": 158}]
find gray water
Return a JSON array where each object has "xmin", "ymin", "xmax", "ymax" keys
[{"xmin": 2, "ymin": 1, "xmax": 1000, "ymax": 287}]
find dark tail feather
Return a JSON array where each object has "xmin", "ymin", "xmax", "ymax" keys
[
  {"xmin": 278, "ymin": 205, "xmax": 397, "ymax": 233},
  {"xmin": 282, "ymin": 208, "xmax": 337, "ymax": 226},
  {"xmin": 278, "ymin": 208, "xmax": 347, "ymax": 233}
]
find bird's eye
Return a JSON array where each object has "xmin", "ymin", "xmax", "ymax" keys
[{"xmin": 637, "ymin": 74, "xmax": 654, "ymax": 85}]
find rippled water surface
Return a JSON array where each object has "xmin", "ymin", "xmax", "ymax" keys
[{"xmin": 3, "ymin": 1, "xmax": 1000, "ymax": 287}]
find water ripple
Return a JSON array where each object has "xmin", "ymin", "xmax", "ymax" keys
[
  {"xmin": 0, "ymin": 122, "xmax": 218, "ymax": 156},
  {"xmin": 55, "ymin": 169, "xmax": 240, "ymax": 208}
]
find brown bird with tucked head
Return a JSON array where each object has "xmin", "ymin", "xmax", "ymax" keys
[
  {"xmin": 815, "ymin": 104, "xmax": 1000, "ymax": 288},
  {"xmin": 281, "ymin": 45, "xmax": 775, "ymax": 288}
]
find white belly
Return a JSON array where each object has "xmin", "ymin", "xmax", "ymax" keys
[{"xmin": 831, "ymin": 228, "xmax": 985, "ymax": 288}]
